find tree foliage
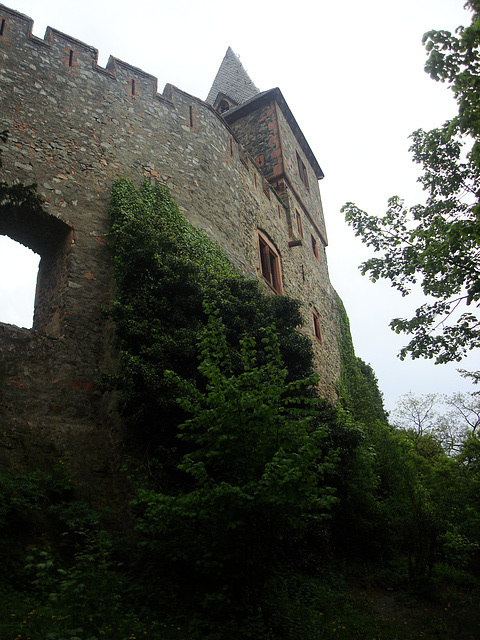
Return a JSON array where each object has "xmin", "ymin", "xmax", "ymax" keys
[
  {"xmin": 108, "ymin": 178, "xmax": 339, "ymax": 634},
  {"xmin": 343, "ymin": 2, "xmax": 480, "ymax": 364},
  {"xmin": 135, "ymin": 307, "xmax": 337, "ymax": 634},
  {"xmin": 107, "ymin": 178, "xmax": 313, "ymax": 455}
]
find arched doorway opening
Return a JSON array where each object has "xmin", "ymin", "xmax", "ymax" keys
[{"xmin": 0, "ymin": 203, "xmax": 73, "ymax": 337}]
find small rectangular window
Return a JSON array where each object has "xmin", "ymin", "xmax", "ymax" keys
[
  {"xmin": 313, "ymin": 311, "xmax": 322, "ymax": 344},
  {"xmin": 295, "ymin": 210, "xmax": 303, "ymax": 238},
  {"xmin": 258, "ymin": 233, "xmax": 282, "ymax": 294},
  {"xmin": 189, "ymin": 105, "xmax": 194, "ymax": 128},
  {"xmin": 0, "ymin": 19, "xmax": 6, "ymax": 36},
  {"xmin": 296, "ymin": 151, "xmax": 309, "ymax": 191},
  {"xmin": 311, "ymin": 234, "xmax": 319, "ymax": 261},
  {"xmin": 69, "ymin": 50, "xmax": 74, "ymax": 67}
]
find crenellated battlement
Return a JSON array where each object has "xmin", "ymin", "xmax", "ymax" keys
[{"xmin": 0, "ymin": 4, "xmax": 166, "ymax": 102}]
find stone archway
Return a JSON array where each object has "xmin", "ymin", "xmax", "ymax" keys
[{"xmin": 0, "ymin": 203, "xmax": 72, "ymax": 336}]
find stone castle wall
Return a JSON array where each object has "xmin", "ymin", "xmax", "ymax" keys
[{"xmin": 0, "ymin": 4, "xmax": 342, "ymax": 478}]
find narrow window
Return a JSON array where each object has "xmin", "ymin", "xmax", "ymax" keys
[
  {"xmin": 229, "ymin": 137, "xmax": 234, "ymax": 156},
  {"xmin": 258, "ymin": 233, "xmax": 282, "ymax": 294},
  {"xmin": 189, "ymin": 105, "xmax": 194, "ymax": 128},
  {"xmin": 311, "ymin": 234, "xmax": 319, "ymax": 261},
  {"xmin": 131, "ymin": 79, "xmax": 136, "ymax": 96},
  {"xmin": 295, "ymin": 209, "xmax": 304, "ymax": 238},
  {"xmin": 313, "ymin": 311, "xmax": 322, "ymax": 344},
  {"xmin": 0, "ymin": 19, "xmax": 5, "ymax": 36},
  {"xmin": 68, "ymin": 49, "xmax": 74, "ymax": 67},
  {"xmin": 296, "ymin": 151, "xmax": 309, "ymax": 191}
]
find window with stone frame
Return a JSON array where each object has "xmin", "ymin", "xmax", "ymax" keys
[
  {"xmin": 295, "ymin": 209, "xmax": 304, "ymax": 239},
  {"xmin": 313, "ymin": 310, "xmax": 322, "ymax": 344},
  {"xmin": 258, "ymin": 232, "xmax": 283, "ymax": 294},
  {"xmin": 296, "ymin": 151, "xmax": 309, "ymax": 191}
]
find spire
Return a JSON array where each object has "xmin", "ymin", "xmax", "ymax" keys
[{"xmin": 206, "ymin": 47, "xmax": 259, "ymax": 111}]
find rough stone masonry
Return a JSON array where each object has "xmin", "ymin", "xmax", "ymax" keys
[{"xmin": 0, "ymin": 4, "xmax": 342, "ymax": 484}]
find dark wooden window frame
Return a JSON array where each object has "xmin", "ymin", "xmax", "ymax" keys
[{"xmin": 258, "ymin": 232, "xmax": 283, "ymax": 294}]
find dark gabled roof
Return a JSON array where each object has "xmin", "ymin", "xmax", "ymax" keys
[
  {"xmin": 224, "ymin": 88, "xmax": 324, "ymax": 180},
  {"xmin": 206, "ymin": 47, "xmax": 259, "ymax": 107}
]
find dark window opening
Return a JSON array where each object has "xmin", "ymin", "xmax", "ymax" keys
[
  {"xmin": 296, "ymin": 209, "xmax": 304, "ymax": 238},
  {"xmin": 311, "ymin": 234, "xmax": 319, "ymax": 261},
  {"xmin": 296, "ymin": 151, "xmax": 309, "ymax": 191},
  {"xmin": 258, "ymin": 233, "xmax": 282, "ymax": 294},
  {"xmin": 0, "ymin": 19, "xmax": 5, "ymax": 36},
  {"xmin": 189, "ymin": 105, "xmax": 194, "ymax": 128},
  {"xmin": 69, "ymin": 49, "xmax": 74, "ymax": 67},
  {"xmin": 131, "ymin": 79, "xmax": 136, "ymax": 96},
  {"xmin": 313, "ymin": 311, "xmax": 322, "ymax": 344},
  {"xmin": 218, "ymin": 99, "xmax": 230, "ymax": 114}
]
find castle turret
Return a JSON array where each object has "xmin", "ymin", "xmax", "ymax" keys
[
  {"xmin": 208, "ymin": 49, "xmax": 328, "ymax": 257},
  {"xmin": 206, "ymin": 46, "xmax": 259, "ymax": 113}
]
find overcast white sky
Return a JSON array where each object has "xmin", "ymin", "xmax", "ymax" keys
[{"xmin": 1, "ymin": 0, "xmax": 479, "ymax": 411}]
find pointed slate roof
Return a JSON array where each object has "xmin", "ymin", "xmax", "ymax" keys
[{"xmin": 206, "ymin": 47, "xmax": 259, "ymax": 107}]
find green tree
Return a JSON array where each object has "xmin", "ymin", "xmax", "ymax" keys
[
  {"xmin": 134, "ymin": 306, "xmax": 337, "ymax": 637},
  {"xmin": 342, "ymin": 1, "xmax": 480, "ymax": 364}
]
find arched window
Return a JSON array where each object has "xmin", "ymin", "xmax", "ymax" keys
[{"xmin": 218, "ymin": 99, "xmax": 231, "ymax": 114}]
